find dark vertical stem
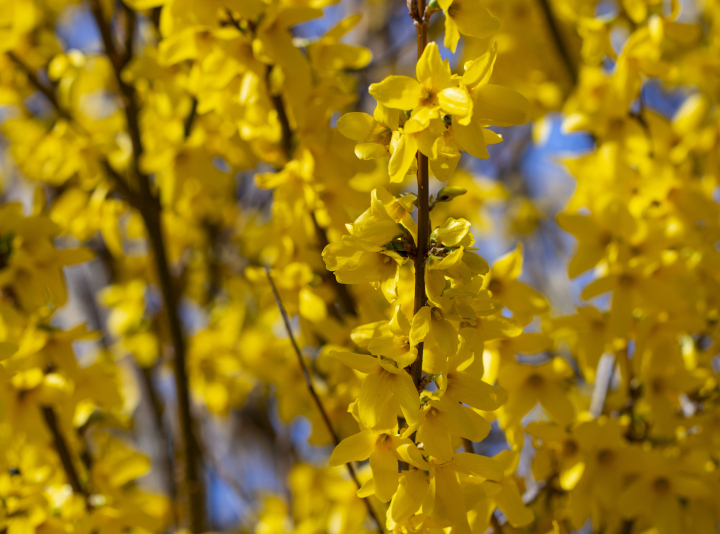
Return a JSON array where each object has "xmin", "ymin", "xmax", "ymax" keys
[
  {"xmin": 265, "ymin": 65, "xmax": 294, "ymax": 160},
  {"xmin": 121, "ymin": 4, "xmax": 136, "ymax": 68},
  {"xmin": 410, "ymin": 0, "xmax": 429, "ymax": 389},
  {"xmin": 85, "ymin": 1, "xmax": 204, "ymax": 530},
  {"xmin": 184, "ymin": 97, "xmax": 198, "ymax": 139},
  {"xmin": 41, "ymin": 406, "xmax": 91, "ymax": 509},
  {"xmin": 142, "ymin": 206, "xmax": 205, "ymax": 532},
  {"xmin": 137, "ymin": 364, "xmax": 179, "ymax": 514},
  {"xmin": 536, "ymin": 0, "xmax": 578, "ymax": 85}
]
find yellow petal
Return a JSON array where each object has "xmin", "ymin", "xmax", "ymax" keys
[
  {"xmin": 410, "ymin": 306, "xmax": 432, "ymax": 345},
  {"xmin": 369, "ymin": 76, "xmax": 422, "ymax": 110},
  {"xmin": 360, "ymin": 370, "xmax": 399, "ymax": 429},
  {"xmin": 495, "ymin": 478, "xmax": 535, "ymax": 527},
  {"xmin": 443, "ymin": 16, "xmax": 461, "ymax": 53},
  {"xmin": 453, "ymin": 120, "xmax": 489, "ymax": 159},
  {"xmin": 451, "ymin": 2, "xmax": 500, "ymax": 39},
  {"xmin": 355, "ymin": 142, "xmax": 388, "ymax": 160},
  {"xmin": 472, "ymin": 85, "xmax": 530, "ymax": 127},
  {"xmin": 330, "ymin": 350, "xmax": 380, "ymax": 374},
  {"xmin": 337, "ymin": 112, "xmax": 376, "ymax": 141},
  {"xmin": 370, "ymin": 447, "xmax": 400, "ymax": 502},
  {"xmin": 328, "ymin": 430, "xmax": 376, "ymax": 466},
  {"xmin": 438, "ymin": 86, "xmax": 473, "ymax": 119},
  {"xmin": 389, "ymin": 133, "xmax": 418, "ymax": 183},
  {"xmin": 537, "ymin": 385, "xmax": 575, "ymax": 426},
  {"xmin": 492, "ymin": 243, "xmax": 523, "ymax": 280},
  {"xmin": 453, "ymin": 452, "xmax": 503, "ymax": 481},
  {"xmin": 462, "ymin": 43, "xmax": 497, "ymax": 88},
  {"xmin": 389, "ymin": 370, "xmax": 421, "ymax": 426},
  {"xmin": 416, "ymin": 42, "xmax": 452, "ymax": 90},
  {"xmin": 430, "ymin": 135, "xmax": 461, "ymax": 181},
  {"xmin": 434, "ymin": 217, "xmax": 471, "ymax": 247}
]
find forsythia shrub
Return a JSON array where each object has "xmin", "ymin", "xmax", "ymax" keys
[{"xmin": 0, "ymin": 0, "xmax": 719, "ymax": 534}]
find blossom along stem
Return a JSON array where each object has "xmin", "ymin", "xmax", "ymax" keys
[
  {"xmin": 410, "ymin": 0, "xmax": 429, "ymax": 390},
  {"xmin": 85, "ymin": 1, "xmax": 205, "ymax": 531},
  {"xmin": 265, "ymin": 268, "xmax": 385, "ymax": 533}
]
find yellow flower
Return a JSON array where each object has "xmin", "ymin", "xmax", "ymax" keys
[
  {"xmin": 329, "ymin": 427, "xmax": 428, "ymax": 502},
  {"xmin": 426, "ymin": 452, "xmax": 504, "ymax": 534},
  {"xmin": 438, "ymin": 327, "xmax": 507, "ymax": 411},
  {"xmin": 337, "ymin": 104, "xmax": 400, "ymax": 160},
  {"xmin": 498, "ymin": 358, "xmax": 575, "ymax": 427},
  {"xmin": 410, "ymin": 306, "xmax": 458, "ymax": 375},
  {"xmin": 618, "ymin": 450, "xmax": 709, "ymax": 534},
  {"xmin": 330, "ymin": 350, "xmax": 420, "ymax": 430},
  {"xmin": 366, "ymin": 306, "xmax": 418, "ymax": 368},
  {"xmin": 403, "ymin": 393, "xmax": 491, "ymax": 462},
  {"xmin": 483, "ymin": 243, "xmax": 549, "ymax": 325},
  {"xmin": 369, "ymin": 42, "xmax": 473, "ymax": 134}
]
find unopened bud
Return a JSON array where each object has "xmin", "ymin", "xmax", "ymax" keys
[{"xmin": 436, "ymin": 186, "xmax": 467, "ymax": 202}]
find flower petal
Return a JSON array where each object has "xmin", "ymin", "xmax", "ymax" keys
[
  {"xmin": 369, "ymin": 75, "xmax": 422, "ymax": 110},
  {"xmin": 328, "ymin": 430, "xmax": 376, "ymax": 466}
]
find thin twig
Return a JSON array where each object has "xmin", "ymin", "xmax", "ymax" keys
[
  {"xmin": 184, "ymin": 97, "xmax": 198, "ymax": 139},
  {"xmin": 6, "ymin": 51, "xmax": 141, "ymax": 206},
  {"xmin": 6, "ymin": 52, "xmax": 70, "ymax": 120},
  {"xmin": 265, "ymin": 65, "xmax": 294, "ymax": 161},
  {"xmin": 536, "ymin": 0, "xmax": 578, "ymax": 85},
  {"xmin": 137, "ymin": 364, "xmax": 179, "ymax": 511},
  {"xmin": 261, "ymin": 58, "xmax": 358, "ymax": 318},
  {"xmin": 265, "ymin": 268, "xmax": 385, "ymax": 533},
  {"xmin": 41, "ymin": 406, "xmax": 92, "ymax": 510}
]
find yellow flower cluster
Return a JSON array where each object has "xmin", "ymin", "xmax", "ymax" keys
[
  {"xmin": 0, "ymin": 203, "xmax": 169, "ymax": 534},
  {"xmin": 1, "ymin": 0, "xmax": 720, "ymax": 533}
]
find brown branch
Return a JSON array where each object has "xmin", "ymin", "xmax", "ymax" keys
[
  {"xmin": 265, "ymin": 65, "xmax": 294, "ymax": 160},
  {"xmin": 536, "ymin": 0, "xmax": 578, "ymax": 85},
  {"xmin": 265, "ymin": 268, "xmax": 385, "ymax": 533},
  {"xmin": 85, "ymin": 2, "xmax": 205, "ymax": 531},
  {"xmin": 41, "ymin": 406, "xmax": 92, "ymax": 510},
  {"xmin": 409, "ymin": 0, "xmax": 429, "ymax": 391},
  {"xmin": 86, "ymin": 0, "xmax": 145, "ymax": 184},
  {"xmin": 121, "ymin": 4, "xmax": 137, "ymax": 69},
  {"xmin": 137, "ymin": 365, "xmax": 179, "ymax": 513},
  {"xmin": 6, "ymin": 52, "xmax": 70, "ymax": 120},
  {"xmin": 260, "ymin": 57, "xmax": 358, "ymax": 318},
  {"xmin": 184, "ymin": 97, "xmax": 198, "ymax": 139},
  {"xmin": 7, "ymin": 51, "xmax": 141, "ymax": 207}
]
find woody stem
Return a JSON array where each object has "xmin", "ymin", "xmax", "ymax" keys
[
  {"xmin": 86, "ymin": 1, "xmax": 205, "ymax": 530},
  {"xmin": 410, "ymin": 0, "xmax": 429, "ymax": 389}
]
